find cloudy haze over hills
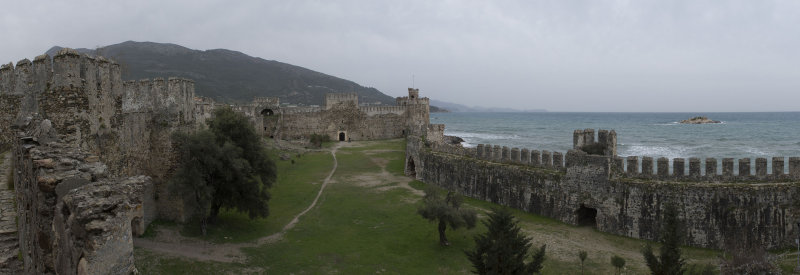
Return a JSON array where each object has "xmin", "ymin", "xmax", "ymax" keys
[{"xmin": 2, "ymin": 1, "xmax": 799, "ymax": 111}]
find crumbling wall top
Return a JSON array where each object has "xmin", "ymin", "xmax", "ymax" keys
[{"xmin": 54, "ymin": 48, "xmax": 80, "ymax": 58}]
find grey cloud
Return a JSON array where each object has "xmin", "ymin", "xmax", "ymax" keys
[{"xmin": 2, "ymin": 0, "xmax": 798, "ymax": 111}]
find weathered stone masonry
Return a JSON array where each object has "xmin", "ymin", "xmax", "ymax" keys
[
  {"xmin": 248, "ymin": 88, "xmax": 430, "ymax": 142},
  {"xmin": 408, "ymin": 128, "xmax": 800, "ymax": 250},
  {"xmin": 1, "ymin": 48, "xmax": 191, "ymax": 274}
]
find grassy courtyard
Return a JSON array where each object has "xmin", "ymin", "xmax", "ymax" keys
[{"xmin": 134, "ymin": 139, "xmax": 798, "ymax": 274}]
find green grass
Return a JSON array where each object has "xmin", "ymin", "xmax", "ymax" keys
[
  {"xmin": 240, "ymin": 140, "xmax": 477, "ymax": 274},
  {"xmin": 140, "ymin": 220, "xmax": 178, "ymax": 239},
  {"xmin": 136, "ymin": 139, "xmax": 744, "ymax": 274},
  {"xmin": 180, "ymin": 149, "xmax": 334, "ymax": 243}
]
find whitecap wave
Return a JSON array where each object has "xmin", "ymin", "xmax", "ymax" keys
[
  {"xmin": 619, "ymin": 145, "xmax": 688, "ymax": 159},
  {"xmin": 743, "ymin": 147, "xmax": 769, "ymax": 156},
  {"xmin": 444, "ymin": 131, "xmax": 520, "ymax": 140}
]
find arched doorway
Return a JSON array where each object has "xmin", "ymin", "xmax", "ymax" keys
[
  {"xmin": 407, "ymin": 157, "xmax": 416, "ymax": 177},
  {"xmin": 576, "ymin": 204, "xmax": 598, "ymax": 228},
  {"xmin": 260, "ymin": 108, "xmax": 274, "ymax": 116},
  {"xmin": 339, "ymin": 132, "xmax": 346, "ymax": 141}
]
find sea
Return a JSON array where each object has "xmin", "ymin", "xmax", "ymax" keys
[{"xmin": 431, "ymin": 112, "xmax": 800, "ymax": 161}]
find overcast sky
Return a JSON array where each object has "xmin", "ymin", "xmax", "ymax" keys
[{"xmin": 2, "ymin": 0, "xmax": 799, "ymax": 111}]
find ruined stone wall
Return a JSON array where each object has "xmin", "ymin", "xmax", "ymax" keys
[
  {"xmin": 324, "ymin": 93, "xmax": 358, "ymax": 110},
  {"xmin": 116, "ymin": 78, "xmax": 195, "ymax": 221},
  {"xmin": 53, "ymin": 176, "xmax": 152, "ymax": 275},
  {"xmin": 1, "ymin": 48, "xmax": 197, "ymax": 222},
  {"xmin": 13, "ymin": 129, "xmax": 154, "ymax": 274},
  {"xmin": 276, "ymin": 102, "xmax": 406, "ymax": 141},
  {"xmin": 410, "ymin": 129, "xmax": 800, "ymax": 250},
  {"xmin": 245, "ymin": 89, "xmax": 430, "ymax": 142}
]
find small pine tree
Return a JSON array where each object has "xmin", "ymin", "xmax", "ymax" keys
[
  {"xmin": 465, "ymin": 208, "xmax": 546, "ymax": 274},
  {"xmin": 578, "ymin": 250, "xmax": 588, "ymax": 275},
  {"xmin": 611, "ymin": 255, "xmax": 626, "ymax": 275},
  {"xmin": 642, "ymin": 203, "xmax": 686, "ymax": 275},
  {"xmin": 417, "ymin": 186, "xmax": 477, "ymax": 246}
]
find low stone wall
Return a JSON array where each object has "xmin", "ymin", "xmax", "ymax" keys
[{"xmin": 415, "ymin": 140, "xmax": 800, "ymax": 250}]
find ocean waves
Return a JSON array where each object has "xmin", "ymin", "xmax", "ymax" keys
[{"xmin": 432, "ymin": 112, "xmax": 800, "ymax": 160}]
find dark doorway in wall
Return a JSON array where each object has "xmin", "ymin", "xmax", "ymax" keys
[
  {"xmin": 407, "ymin": 157, "xmax": 416, "ymax": 177},
  {"xmin": 576, "ymin": 204, "xmax": 598, "ymax": 228},
  {"xmin": 131, "ymin": 217, "xmax": 142, "ymax": 236},
  {"xmin": 261, "ymin": 109, "xmax": 274, "ymax": 116},
  {"xmin": 339, "ymin": 132, "xmax": 346, "ymax": 141}
]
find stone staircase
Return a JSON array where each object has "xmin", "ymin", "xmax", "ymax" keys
[{"xmin": 0, "ymin": 152, "xmax": 21, "ymax": 273}]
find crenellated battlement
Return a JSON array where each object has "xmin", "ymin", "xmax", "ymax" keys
[
  {"xmin": 324, "ymin": 92, "xmax": 358, "ymax": 110},
  {"xmin": 574, "ymin": 129, "xmax": 617, "ymax": 156},
  {"xmin": 432, "ymin": 142, "xmax": 568, "ymax": 171},
  {"xmin": 358, "ymin": 105, "xmax": 406, "ymax": 116},
  {"xmin": 408, "ymin": 127, "xmax": 800, "ymax": 250},
  {"xmin": 615, "ymin": 155, "xmax": 800, "ymax": 181}
]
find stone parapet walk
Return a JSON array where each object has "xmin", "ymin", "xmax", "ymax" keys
[{"xmin": 0, "ymin": 152, "xmax": 20, "ymax": 273}]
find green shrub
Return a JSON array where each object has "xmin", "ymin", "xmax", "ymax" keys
[{"xmin": 309, "ymin": 134, "xmax": 330, "ymax": 148}]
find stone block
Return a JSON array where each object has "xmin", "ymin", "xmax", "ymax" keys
[
  {"xmin": 520, "ymin": 148, "xmax": 530, "ymax": 164},
  {"xmin": 689, "ymin": 158, "xmax": 700, "ymax": 177},
  {"xmin": 642, "ymin": 157, "xmax": 653, "ymax": 175},
  {"xmin": 573, "ymin": 129, "xmax": 584, "ymax": 149},
  {"xmin": 553, "ymin": 152, "xmax": 564, "ymax": 169},
  {"xmin": 772, "ymin": 157, "xmax": 784, "ymax": 176},
  {"xmin": 542, "ymin": 151, "xmax": 552, "ymax": 168},
  {"xmin": 739, "ymin": 158, "xmax": 751, "ymax": 176},
  {"xmin": 790, "ymin": 157, "xmax": 800, "ymax": 178},
  {"xmin": 626, "ymin": 156, "xmax": 638, "ymax": 174},
  {"xmin": 657, "ymin": 157, "xmax": 669, "ymax": 177},
  {"xmin": 501, "ymin": 146, "xmax": 510, "ymax": 162},
  {"xmin": 755, "ymin": 158, "xmax": 767, "ymax": 177},
  {"xmin": 493, "ymin": 145, "xmax": 502, "ymax": 162},
  {"xmin": 583, "ymin": 129, "xmax": 595, "ymax": 145},
  {"xmin": 531, "ymin": 150, "xmax": 541, "ymax": 166},
  {"xmin": 705, "ymin": 158, "xmax": 717, "ymax": 176},
  {"xmin": 476, "ymin": 144, "xmax": 484, "ymax": 159},
  {"xmin": 511, "ymin": 147, "xmax": 520, "ymax": 163},
  {"xmin": 722, "ymin": 158, "xmax": 734, "ymax": 176},
  {"xmin": 673, "ymin": 158, "xmax": 685, "ymax": 176}
]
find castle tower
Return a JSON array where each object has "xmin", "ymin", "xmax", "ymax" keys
[{"xmin": 396, "ymin": 88, "xmax": 430, "ymax": 136}]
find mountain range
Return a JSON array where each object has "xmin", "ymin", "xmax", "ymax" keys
[
  {"xmin": 45, "ymin": 41, "xmax": 544, "ymax": 112},
  {"xmin": 46, "ymin": 41, "xmax": 395, "ymax": 106}
]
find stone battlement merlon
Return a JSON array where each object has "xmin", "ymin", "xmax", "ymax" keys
[
  {"xmin": 441, "ymin": 143, "xmax": 567, "ymax": 171},
  {"xmin": 573, "ymin": 128, "xmax": 617, "ymax": 156},
  {"xmin": 616, "ymin": 155, "xmax": 800, "ymax": 181}
]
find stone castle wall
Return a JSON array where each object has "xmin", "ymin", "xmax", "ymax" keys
[
  {"xmin": 241, "ymin": 88, "xmax": 431, "ymax": 142},
  {"xmin": 324, "ymin": 93, "xmax": 358, "ymax": 110},
  {"xmin": 409, "ymin": 128, "xmax": 800, "ymax": 250},
  {"xmin": 0, "ymin": 48, "xmax": 196, "ymax": 222}
]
